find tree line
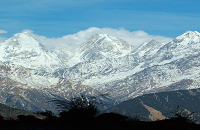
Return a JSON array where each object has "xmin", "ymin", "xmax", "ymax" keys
[{"xmin": 0, "ymin": 95, "xmax": 199, "ymax": 130}]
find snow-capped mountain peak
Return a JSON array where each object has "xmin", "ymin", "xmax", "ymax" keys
[
  {"xmin": 80, "ymin": 34, "xmax": 132, "ymax": 50},
  {"xmin": 174, "ymin": 31, "xmax": 200, "ymax": 43},
  {"xmin": 181, "ymin": 31, "xmax": 200, "ymax": 37},
  {"xmin": 137, "ymin": 39, "xmax": 164, "ymax": 51},
  {"xmin": 78, "ymin": 34, "xmax": 133, "ymax": 59},
  {"xmin": 134, "ymin": 39, "xmax": 165, "ymax": 57},
  {"xmin": 1, "ymin": 32, "xmax": 45, "ymax": 54},
  {"xmin": 0, "ymin": 32, "xmax": 60, "ymax": 70}
]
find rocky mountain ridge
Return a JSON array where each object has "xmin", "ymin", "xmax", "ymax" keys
[{"xmin": 0, "ymin": 31, "xmax": 200, "ymax": 111}]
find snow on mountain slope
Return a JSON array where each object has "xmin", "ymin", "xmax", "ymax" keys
[
  {"xmin": 64, "ymin": 53, "xmax": 140, "ymax": 86},
  {"xmin": 0, "ymin": 32, "xmax": 65, "ymax": 71},
  {"xmin": 66, "ymin": 34, "xmax": 133, "ymax": 67},
  {"xmin": 63, "ymin": 37, "xmax": 168, "ymax": 88},
  {"xmin": 62, "ymin": 31, "xmax": 200, "ymax": 103},
  {"xmin": 145, "ymin": 31, "xmax": 200, "ymax": 67},
  {"xmin": 93, "ymin": 31, "xmax": 200, "ymax": 101},
  {"xmin": 134, "ymin": 39, "xmax": 165, "ymax": 58},
  {"xmin": 79, "ymin": 34, "xmax": 133, "ymax": 59},
  {"xmin": 98, "ymin": 53, "xmax": 200, "ymax": 102},
  {"xmin": 0, "ymin": 61, "xmax": 104, "ymax": 111},
  {"xmin": 2, "ymin": 31, "xmax": 200, "ymax": 111},
  {"xmin": 63, "ymin": 34, "xmax": 142, "ymax": 87},
  {"xmin": 0, "ymin": 32, "xmax": 108, "ymax": 111}
]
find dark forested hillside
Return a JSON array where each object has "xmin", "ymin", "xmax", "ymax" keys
[
  {"xmin": 0, "ymin": 95, "xmax": 200, "ymax": 130},
  {"xmin": 105, "ymin": 89, "xmax": 200, "ymax": 121},
  {"xmin": 0, "ymin": 102, "xmax": 33, "ymax": 118}
]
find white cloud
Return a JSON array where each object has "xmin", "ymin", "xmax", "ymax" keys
[
  {"xmin": 31, "ymin": 33, "xmax": 71, "ymax": 51},
  {"xmin": 19, "ymin": 29, "xmax": 69, "ymax": 50},
  {"xmin": 21, "ymin": 29, "xmax": 34, "ymax": 33},
  {"xmin": 0, "ymin": 30, "xmax": 7, "ymax": 34},
  {"xmin": 0, "ymin": 30, "xmax": 7, "ymax": 43},
  {"xmin": 25, "ymin": 27, "xmax": 173, "ymax": 51},
  {"xmin": 62, "ymin": 27, "xmax": 173, "ymax": 47}
]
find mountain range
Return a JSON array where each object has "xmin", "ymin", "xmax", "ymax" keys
[{"xmin": 0, "ymin": 31, "xmax": 200, "ymax": 111}]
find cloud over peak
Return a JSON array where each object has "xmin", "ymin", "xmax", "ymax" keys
[
  {"xmin": 61, "ymin": 27, "xmax": 173, "ymax": 48},
  {"xmin": 4, "ymin": 27, "xmax": 174, "ymax": 51}
]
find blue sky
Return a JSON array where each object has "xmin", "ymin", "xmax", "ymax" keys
[{"xmin": 0, "ymin": 0, "xmax": 200, "ymax": 46}]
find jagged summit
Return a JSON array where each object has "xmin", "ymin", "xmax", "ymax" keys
[
  {"xmin": 135, "ymin": 39, "xmax": 165, "ymax": 57},
  {"xmin": 174, "ymin": 31, "xmax": 200, "ymax": 43},
  {"xmin": 137, "ymin": 39, "xmax": 164, "ymax": 50},
  {"xmin": 81, "ymin": 33, "xmax": 131, "ymax": 49},
  {"xmin": 146, "ymin": 31, "xmax": 200, "ymax": 67},
  {"xmin": 170, "ymin": 30, "xmax": 200, "ymax": 48},
  {"xmin": 0, "ymin": 32, "xmax": 60, "ymax": 70},
  {"xmin": 2, "ymin": 32, "xmax": 43, "ymax": 52},
  {"xmin": 14, "ymin": 31, "xmax": 33, "ymax": 37},
  {"xmin": 78, "ymin": 33, "xmax": 133, "ymax": 60},
  {"xmin": 66, "ymin": 34, "xmax": 133, "ymax": 66},
  {"xmin": 182, "ymin": 31, "xmax": 200, "ymax": 37},
  {"xmin": 148, "ymin": 39, "xmax": 157, "ymax": 43}
]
